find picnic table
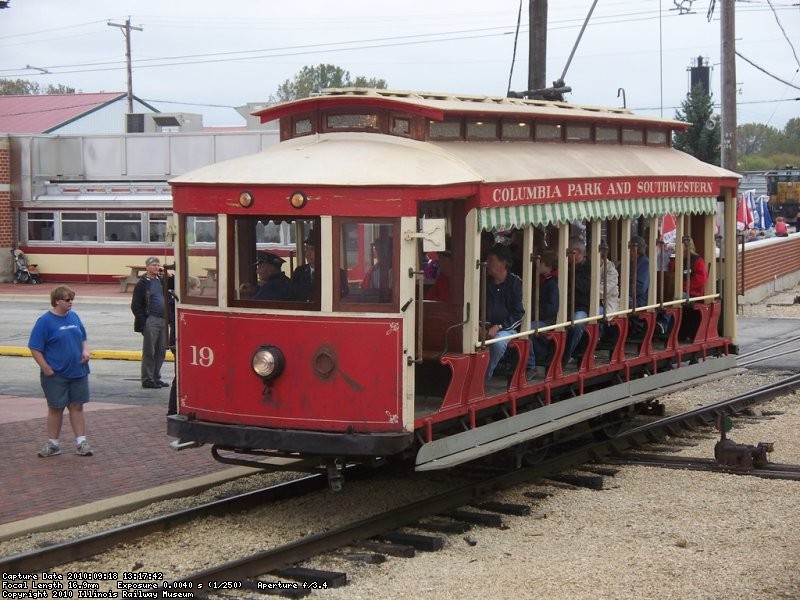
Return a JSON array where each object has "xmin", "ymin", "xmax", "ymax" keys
[
  {"xmin": 117, "ymin": 265, "xmax": 146, "ymax": 293},
  {"xmin": 199, "ymin": 267, "xmax": 217, "ymax": 295}
]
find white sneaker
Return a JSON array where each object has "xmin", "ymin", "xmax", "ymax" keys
[
  {"xmin": 38, "ymin": 441, "xmax": 61, "ymax": 457},
  {"xmin": 76, "ymin": 440, "xmax": 93, "ymax": 456}
]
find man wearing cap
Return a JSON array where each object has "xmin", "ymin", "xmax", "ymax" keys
[
  {"xmin": 254, "ymin": 252, "xmax": 292, "ymax": 301},
  {"xmin": 291, "ymin": 233, "xmax": 316, "ymax": 302},
  {"xmin": 131, "ymin": 256, "xmax": 169, "ymax": 389}
]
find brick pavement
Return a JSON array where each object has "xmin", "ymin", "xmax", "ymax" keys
[
  {"xmin": 0, "ymin": 403, "xmax": 230, "ymax": 526},
  {"xmin": 0, "ymin": 281, "xmax": 236, "ymax": 528}
]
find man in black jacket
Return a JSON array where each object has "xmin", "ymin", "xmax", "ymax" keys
[
  {"xmin": 131, "ymin": 256, "xmax": 168, "ymax": 389},
  {"xmin": 483, "ymin": 244, "xmax": 524, "ymax": 380}
]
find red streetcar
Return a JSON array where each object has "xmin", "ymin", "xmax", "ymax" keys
[{"xmin": 167, "ymin": 89, "xmax": 741, "ymax": 490}]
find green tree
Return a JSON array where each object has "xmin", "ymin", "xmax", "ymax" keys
[
  {"xmin": 0, "ymin": 78, "xmax": 41, "ymax": 95},
  {"xmin": 0, "ymin": 78, "xmax": 75, "ymax": 95},
  {"xmin": 736, "ymin": 122, "xmax": 779, "ymax": 157},
  {"xmin": 763, "ymin": 118, "xmax": 800, "ymax": 157},
  {"xmin": 44, "ymin": 83, "xmax": 76, "ymax": 94},
  {"xmin": 673, "ymin": 83, "xmax": 720, "ymax": 166},
  {"xmin": 271, "ymin": 64, "xmax": 387, "ymax": 102}
]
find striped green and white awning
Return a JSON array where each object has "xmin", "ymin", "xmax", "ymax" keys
[{"xmin": 477, "ymin": 196, "xmax": 717, "ymax": 231}]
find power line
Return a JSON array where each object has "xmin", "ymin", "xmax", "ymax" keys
[
  {"xmin": 765, "ymin": 0, "xmax": 800, "ymax": 70},
  {"xmin": 736, "ymin": 51, "xmax": 800, "ymax": 90}
]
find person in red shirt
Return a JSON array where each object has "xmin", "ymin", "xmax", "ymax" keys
[
  {"xmin": 681, "ymin": 237, "xmax": 708, "ymax": 298},
  {"xmin": 775, "ymin": 216, "xmax": 788, "ymax": 237}
]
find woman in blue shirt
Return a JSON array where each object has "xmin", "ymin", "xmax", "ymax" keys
[{"xmin": 28, "ymin": 286, "xmax": 93, "ymax": 457}]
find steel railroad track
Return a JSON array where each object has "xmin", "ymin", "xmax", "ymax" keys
[
  {"xmin": 176, "ymin": 372, "xmax": 800, "ymax": 592},
  {"xmin": 605, "ymin": 454, "xmax": 800, "ymax": 481},
  {"xmin": 4, "ymin": 370, "xmax": 799, "ymax": 587}
]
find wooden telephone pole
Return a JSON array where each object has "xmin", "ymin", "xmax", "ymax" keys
[
  {"xmin": 108, "ymin": 18, "xmax": 143, "ymax": 114},
  {"xmin": 719, "ymin": 0, "xmax": 737, "ymax": 171}
]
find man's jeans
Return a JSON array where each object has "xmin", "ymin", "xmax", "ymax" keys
[
  {"xmin": 141, "ymin": 314, "xmax": 167, "ymax": 384},
  {"xmin": 486, "ymin": 329, "xmax": 515, "ymax": 380}
]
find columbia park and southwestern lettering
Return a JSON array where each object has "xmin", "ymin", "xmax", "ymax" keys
[{"xmin": 490, "ymin": 179, "xmax": 717, "ymax": 203}]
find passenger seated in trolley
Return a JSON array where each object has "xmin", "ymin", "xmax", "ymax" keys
[
  {"xmin": 628, "ymin": 235, "xmax": 650, "ymax": 335},
  {"xmin": 482, "ymin": 244, "xmax": 524, "ymax": 380},
  {"xmin": 599, "ymin": 243, "xmax": 620, "ymax": 316},
  {"xmin": 242, "ymin": 252, "xmax": 292, "ymax": 301},
  {"xmin": 526, "ymin": 250, "xmax": 559, "ymax": 378},
  {"xmin": 563, "ymin": 237, "xmax": 591, "ymax": 365},
  {"xmin": 291, "ymin": 231, "xmax": 316, "ymax": 302},
  {"xmin": 658, "ymin": 236, "xmax": 708, "ymax": 339}
]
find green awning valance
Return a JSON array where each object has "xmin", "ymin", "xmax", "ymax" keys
[{"xmin": 477, "ymin": 196, "xmax": 717, "ymax": 231}]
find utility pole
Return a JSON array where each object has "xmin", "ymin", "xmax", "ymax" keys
[
  {"xmin": 529, "ymin": 0, "xmax": 547, "ymax": 91},
  {"xmin": 720, "ymin": 0, "xmax": 737, "ymax": 170},
  {"xmin": 108, "ymin": 18, "xmax": 143, "ymax": 114}
]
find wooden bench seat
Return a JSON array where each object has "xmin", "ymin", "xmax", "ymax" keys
[{"xmin": 420, "ymin": 301, "xmax": 464, "ymax": 360}]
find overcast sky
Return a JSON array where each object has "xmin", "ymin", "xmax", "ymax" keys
[{"xmin": 1, "ymin": 0, "xmax": 797, "ymax": 129}]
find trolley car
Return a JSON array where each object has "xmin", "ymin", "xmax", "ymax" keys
[{"xmin": 167, "ymin": 89, "xmax": 741, "ymax": 490}]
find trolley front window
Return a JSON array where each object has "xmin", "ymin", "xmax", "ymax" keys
[
  {"xmin": 230, "ymin": 216, "xmax": 320, "ymax": 309},
  {"xmin": 182, "ymin": 216, "xmax": 218, "ymax": 303}
]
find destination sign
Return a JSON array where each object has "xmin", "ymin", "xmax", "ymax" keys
[{"xmin": 487, "ymin": 178, "xmax": 718, "ymax": 204}]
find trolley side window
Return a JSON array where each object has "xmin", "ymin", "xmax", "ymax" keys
[
  {"xmin": 334, "ymin": 219, "xmax": 398, "ymax": 311},
  {"xmin": 230, "ymin": 216, "xmax": 320, "ymax": 309},
  {"xmin": 182, "ymin": 215, "xmax": 218, "ymax": 303}
]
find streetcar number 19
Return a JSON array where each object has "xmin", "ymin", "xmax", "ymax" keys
[{"xmin": 189, "ymin": 345, "xmax": 214, "ymax": 367}]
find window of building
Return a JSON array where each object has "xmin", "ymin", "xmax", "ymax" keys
[
  {"xmin": 335, "ymin": 219, "xmax": 397, "ymax": 311},
  {"xmin": 61, "ymin": 212, "xmax": 98, "ymax": 242},
  {"xmin": 255, "ymin": 219, "xmax": 297, "ymax": 247},
  {"xmin": 105, "ymin": 212, "xmax": 142, "ymax": 242},
  {"xmin": 148, "ymin": 213, "xmax": 170, "ymax": 243},
  {"xmin": 26, "ymin": 212, "xmax": 54, "ymax": 241},
  {"xmin": 24, "ymin": 210, "xmax": 174, "ymax": 245},
  {"xmin": 188, "ymin": 216, "xmax": 216, "ymax": 244}
]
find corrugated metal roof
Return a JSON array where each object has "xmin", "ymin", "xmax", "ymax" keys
[{"xmin": 0, "ymin": 92, "xmax": 129, "ymax": 133}]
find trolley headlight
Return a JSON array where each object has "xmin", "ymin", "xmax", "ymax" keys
[{"xmin": 251, "ymin": 344, "xmax": 286, "ymax": 380}]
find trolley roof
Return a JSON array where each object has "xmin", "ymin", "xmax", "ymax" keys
[
  {"xmin": 171, "ymin": 130, "xmax": 738, "ymax": 188},
  {"xmin": 252, "ymin": 88, "xmax": 688, "ymax": 129}
]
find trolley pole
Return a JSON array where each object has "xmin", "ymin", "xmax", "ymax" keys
[
  {"xmin": 108, "ymin": 18, "xmax": 143, "ymax": 114},
  {"xmin": 529, "ymin": 0, "xmax": 547, "ymax": 91},
  {"xmin": 720, "ymin": 0, "xmax": 737, "ymax": 171}
]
